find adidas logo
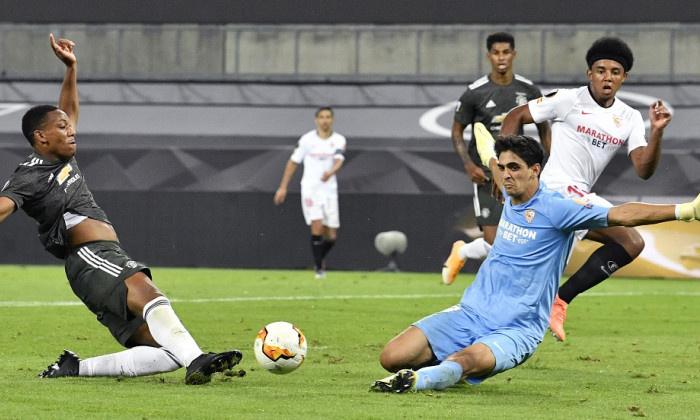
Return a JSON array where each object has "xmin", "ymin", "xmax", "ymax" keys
[{"xmin": 485, "ymin": 100, "xmax": 496, "ymax": 108}]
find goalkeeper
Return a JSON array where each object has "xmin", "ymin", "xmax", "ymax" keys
[{"xmin": 372, "ymin": 134, "xmax": 698, "ymax": 393}]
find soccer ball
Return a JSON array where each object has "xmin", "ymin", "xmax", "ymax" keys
[{"xmin": 253, "ymin": 321, "xmax": 307, "ymax": 374}]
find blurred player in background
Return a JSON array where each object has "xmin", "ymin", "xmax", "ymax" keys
[
  {"xmin": 498, "ymin": 36, "xmax": 672, "ymax": 340},
  {"xmin": 371, "ymin": 135, "xmax": 698, "ymax": 393},
  {"xmin": 0, "ymin": 35, "xmax": 241, "ymax": 385},
  {"xmin": 444, "ymin": 31, "xmax": 550, "ymax": 285},
  {"xmin": 274, "ymin": 107, "xmax": 347, "ymax": 279}
]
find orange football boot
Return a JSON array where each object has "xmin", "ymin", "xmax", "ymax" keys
[
  {"xmin": 441, "ymin": 240, "xmax": 466, "ymax": 285},
  {"xmin": 549, "ymin": 294, "xmax": 568, "ymax": 341}
]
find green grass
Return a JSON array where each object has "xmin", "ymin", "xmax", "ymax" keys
[{"xmin": 0, "ymin": 265, "xmax": 698, "ymax": 419}]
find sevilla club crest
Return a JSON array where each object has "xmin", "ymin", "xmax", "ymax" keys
[{"xmin": 525, "ymin": 209, "xmax": 535, "ymax": 223}]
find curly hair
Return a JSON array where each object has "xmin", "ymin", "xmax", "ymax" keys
[{"xmin": 586, "ymin": 36, "xmax": 634, "ymax": 72}]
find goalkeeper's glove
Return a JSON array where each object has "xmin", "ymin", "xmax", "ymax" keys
[
  {"xmin": 677, "ymin": 193, "xmax": 700, "ymax": 221},
  {"xmin": 474, "ymin": 122, "xmax": 497, "ymax": 167}
]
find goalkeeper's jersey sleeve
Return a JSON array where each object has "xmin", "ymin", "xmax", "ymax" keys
[{"xmin": 0, "ymin": 152, "xmax": 110, "ymax": 259}]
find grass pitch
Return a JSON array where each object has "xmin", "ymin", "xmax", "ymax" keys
[{"xmin": 1, "ymin": 265, "xmax": 698, "ymax": 419}]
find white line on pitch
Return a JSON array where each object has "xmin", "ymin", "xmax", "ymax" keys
[{"xmin": 0, "ymin": 290, "xmax": 698, "ymax": 308}]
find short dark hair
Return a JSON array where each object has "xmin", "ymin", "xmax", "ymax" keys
[
  {"xmin": 315, "ymin": 106, "xmax": 333, "ymax": 117},
  {"xmin": 586, "ymin": 36, "xmax": 633, "ymax": 72},
  {"xmin": 486, "ymin": 32, "xmax": 515, "ymax": 51},
  {"xmin": 22, "ymin": 105, "xmax": 58, "ymax": 146},
  {"xmin": 495, "ymin": 135, "xmax": 545, "ymax": 168}
]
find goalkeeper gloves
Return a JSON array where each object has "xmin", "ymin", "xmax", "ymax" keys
[
  {"xmin": 474, "ymin": 122, "xmax": 497, "ymax": 167},
  {"xmin": 676, "ymin": 193, "xmax": 700, "ymax": 221}
]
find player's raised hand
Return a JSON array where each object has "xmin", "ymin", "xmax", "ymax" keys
[
  {"xmin": 649, "ymin": 100, "xmax": 672, "ymax": 130},
  {"xmin": 49, "ymin": 33, "xmax": 76, "ymax": 67},
  {"xmin": 677, "ymin": 193, "xmax": 700, "ymax": 222}
]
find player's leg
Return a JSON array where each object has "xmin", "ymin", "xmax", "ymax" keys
[
  {"xmin": 309, "ymin": 219, "xmax": 326, "ymax": 278},
  {"xmin": 548, "ymin": 192, "xmax": 640, "ymax": 341},
  {"xmin": 442, "ymin": 183, "xmax": 498, "ymax": 285},
  {"xmin": 125, "ymin": 272, "xmax": 204, "ymax": 366},
  {"xmin": 40, "ymin": 275, "xmax": 182, "ymax": 378},
  {"xmin": 52, "ymin": 241, "xmax": 241, "ymax": 384},
  {"xmin": 408, "ymin": 328, "xmax": 537, "ymax": 392},
  {"xmin": 318, "ymin": 195, "xmax": 340, "ymax": 272},
  {"xmin": 40, "ymin": 345, "xmax": 182, "ymax": 378},
  {"xmin": 378, "ymin": 306, "xmax": 465, "ymax": 376},
  {"xmin": 402, "ymin": 342, "xmax": 495, "ymax": 391},
  {"xmin": 459, "ymin": 224, "xmax": 496, "ymax": 259},
  {"xmin": 303, "ymin": 193, "xmax": 327, "ymax": 277},
  {"xmin": 378, "ymin": 326, "xmax": 436, "ymax": 373},
  {"xmin": 126, "ymin": 272, "xmax": 243, "ymax": 384},
  {"xmin": 371, "ymin": 325, "xmax": 437, "ymax": 392},
  {"xmin": 376, "ymin": 342, "xmax": 496, "ymax": 393},
  {"xmin": 549, "ymin": 226, "xmax": 641, "ymax": 341},
  {"xmin": 372, "ymin": 307, "xmax": 529, "ymax": 393},
  {"xmin": 558, "ymin": 225, "xmax": 641, "ymax": 302},
  {"xmin": 320, "ymin": 225, "xmax": 337, "ymax": 267}
]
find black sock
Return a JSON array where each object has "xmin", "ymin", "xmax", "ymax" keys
[
  {"xmin": 311, "ymin": 235, "xmax": 324, "ymax": 271},
  {"xmin": 558, "ymin": 242, "xmax": 633, "ymax": 303},
  {"xmin": 320, "ymin": 239, "xmax": 336, "ymax": 262}
]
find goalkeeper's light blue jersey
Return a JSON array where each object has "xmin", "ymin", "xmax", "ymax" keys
[{"xmin": 460, "ymin": 182, "xmax": 610, "ymax": 341}]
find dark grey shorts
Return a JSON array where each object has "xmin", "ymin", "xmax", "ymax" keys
[
  {"xmin": 473, "ymin": 182, "xmax": 504, "ymax": 227},
  {"xmin": 64, "ymin": 241, "xmax": 151, "ymax": 347}
]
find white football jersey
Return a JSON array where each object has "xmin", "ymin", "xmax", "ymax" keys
[
  {"xmin": 529, "ymin": 86, "xmax": 646, "ymax": 192},
  {"xmin": 290, "ymin": 129, "xmax": 346, "ymax": 196}
]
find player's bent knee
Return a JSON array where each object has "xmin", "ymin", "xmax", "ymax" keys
[
  {"xmin": 619, "ymin": 228, "xmax": 645, "ymax": 257},
  {"xmin": 124, "ymin": 272, "xmax": 166, "ymax": 315},
  {"xmin": 379, "ymin": 347, "xmax": 402, "ymax": 372},
  {"xmin": 378, "ymin": 344, "xmax": 421, "ymax": 372}
]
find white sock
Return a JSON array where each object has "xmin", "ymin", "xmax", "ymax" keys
[
  {"xmin": 415, "ymin": 360, "xmax": 463, "ymax": 391},
  {"xmin": 458, "ymin": 237, "xmax": 492, "ymax": 260},
  {"xmin": 143, "ymin": 297, "xmax": 203, "ymax": 367},
  {"xmin": 79, "ymin": 346, "xmax": 182, "ymax": 377}
]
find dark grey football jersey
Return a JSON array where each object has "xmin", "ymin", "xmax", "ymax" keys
[
  {"xmin": 454, "ymin": 74, "xmax": 543, "ymax": 172},
  {"xmin": 0, "ymin": 152, "xmax": 110, "ymax": 259}
]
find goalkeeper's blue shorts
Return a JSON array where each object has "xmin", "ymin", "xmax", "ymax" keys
[{"xmin": 413, "ymin": 304, "xmax": 539, "ymax": 385}]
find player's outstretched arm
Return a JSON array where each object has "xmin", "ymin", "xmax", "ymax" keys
[
  {"xmin": 500, "ymin": 104, "xmax": 535, "ymax": 136},
  {"xmin": 607, "ymin": 193, "xmax": 699, "ymax": 226},
  {"xmin": 50, "ymin": 34, "xmax": 79, "ymax": 129},
  {"xmin": 677, "ymin": 193, "xmax": 700, "ymax": 221}
]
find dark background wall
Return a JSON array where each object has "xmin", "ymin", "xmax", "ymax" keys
[
  {"xmin": 0, "ymin": 191, "xmax": 476, "ymax": 273},
  {"xmin": 1, "ymin": 0, "xmax": 698, "ymax": 24}
]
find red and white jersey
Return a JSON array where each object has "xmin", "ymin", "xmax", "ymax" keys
[
  {"xmin": 528, "ymin": 86, "xmax": 646, "ymax": 193},
  {"xmin": 290, "ymin": 129, "xmax": 346, "ymax": 196}
]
